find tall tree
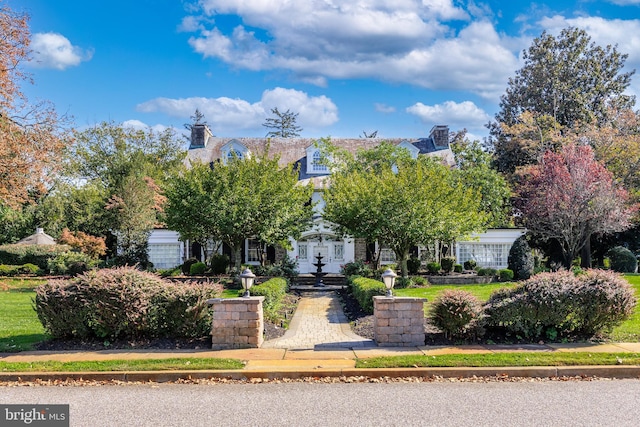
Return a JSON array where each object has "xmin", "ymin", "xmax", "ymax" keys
[
  {"xmin": 165, "ymin": 153, "xmax": 314, "ymax": 269},
  {"xmin": 516, "ymin": 144, "xmax": 634, "ymax": 269},
  {"xmin": 323, "ymin": 146, "xmax": 486, "ymax": 277},
  {"xmin": 450, "ymin": 133, "xmax": 512, "ymax": 228},
  {"xmin": 67, "ymin": 122, "xmax": 185, "ymax": 260},
  {"xmin": 495, "ymin": 27, "xmax": 634, "ymax": 130},
  {"xmin": 263, "ymin": 107, "xmax": 302, "ymax": 138},
  {"xmin": 0, "ymin": 5, "xmax": 72, "ymax": 208}
]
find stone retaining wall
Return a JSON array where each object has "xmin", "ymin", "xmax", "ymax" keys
[
  {"xmin": 207, "ymin": 297, "xmax": 265, "ymax": 350},
  {"xmin": 373, "ymin": 296, "xmax": 427, "ymax": 347}
]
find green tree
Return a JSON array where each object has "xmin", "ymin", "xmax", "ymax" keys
[
  {"xmin": 451, "ymin": 133, "xmax": 512, "ymax": 228},
  {"xmin": 263, "ymin": 107, "xmax": 302, "ymax": 138},
  {"xmin": 65, "ymin": 122, "xmax": 185, "ymax": 261},
  {"xmin": 495, "ymin": 27, "xmax": 634, "ymax": 130},
  {"xmin": 323, "ymin": 146, "xmax": 486, "ymax": 277},
  {"xmin": 165, "ymin": 152, "xmax": 314, "ymax": 269}
]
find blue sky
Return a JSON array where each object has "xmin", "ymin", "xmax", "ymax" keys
[{"xmin": 11, "ymin": 0, "xmax": 640, "ymax": 141}]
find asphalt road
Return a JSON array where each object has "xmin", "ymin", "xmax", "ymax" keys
[{"xmin": 2, "ymin": 379, "xmax": 640, "ymax": 426}]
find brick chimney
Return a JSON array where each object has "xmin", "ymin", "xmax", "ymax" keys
[
  {"xmin": 429, "ymin": 125, "xmax": 449, "ymax": 149},
  {"xmin": 190, "ymin": 124, "xmax": 213, "ymax": 149}
]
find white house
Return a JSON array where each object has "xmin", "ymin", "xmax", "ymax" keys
[{"xmin": 147, "ymin": 124, "xmax": 523, "ymax": 273}]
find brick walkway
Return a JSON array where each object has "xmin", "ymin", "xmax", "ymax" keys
[{"xmin": 261, "ymin": 291, "xmax": 375, "ymax": 350}]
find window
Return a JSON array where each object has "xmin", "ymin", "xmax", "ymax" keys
[
  {"xmin": 246, "ymin": 239, "xmax": 260, "ymax": 263},
  {"xmin": 312, "ymin": 150, "xmax": 328, "ymax": 172},
  {"xmin": 227, "ymin": 149, "xmax": 244, "ymax": 161},
  {"xmin": 148, "ymin": 244, "xmax": 181, "ymax": 269},
  {"xmin": 334, "ymin": 244, "xmax": 344, "ymax": 260},
  {"xmin": 298, "ymin": 244, "xmax": 308, "ymax": 261},
  {"xmin": 457, "ymin": 243, "xmax": 511, "ymax": 269},
  {"xmin": 380, "ymin": 248, "xmax": 396, "ymax": 263}
]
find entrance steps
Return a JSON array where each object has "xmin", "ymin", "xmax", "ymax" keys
[{"xmin": 291, "ymin": 274, "xmax": 346, "ymax": 291}]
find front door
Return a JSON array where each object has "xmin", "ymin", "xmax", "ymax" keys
[{"xmin": 299, "ymin": 241, "xmax": 345, "ymax": 273}]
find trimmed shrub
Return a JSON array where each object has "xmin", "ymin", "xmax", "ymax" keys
[
  {"xmin": 606, "ymin": 246, "xmax": 637, "ymax": 273},
  {"xmin": 440, "ymin": 257, "xmax": 456, "ymax": 274},
  {"xmin": 341, "ymin": 260, "xmax": 373, "ymax": 278},
  {"xmin": 407, "ymin": 256, "xmax": 421, "ymax": 275},
  {"xmin": 181, "ymin": 258, "xmax": 199, "ymax": 275},
  {"xmin": 430, "ymin": 290, "xmax": 483, "ymax": 339},
  {"xmin": 349, "ymin": 276, "xmax": 386, "ymax": 314},
  {"xmin": 484, "ymin": 270, "xmax": 636, "ymax": 340},
  {"xmin": 508, "ymin": 235, "xmax": 534, "ymax": 280},
  {"xmin": 246, "ymin": 277, "xmax": 288, "ymax": 321},
  {"xmin": 189, "ymin": 262, "xmax": 207, "ymax": 275},
  {"xmin": 0, "ymin": 244, "xmax": 71, "ymax": 270},
  {"xmin": 477, "ymin": 268, "xmax": 497, "ymax": 277},
  {"xmin": 48, "ymin": 251, "xmax": 97, "ymax": 276},
  {"xmin": 209, "ymin": 254, "xmax": 230, "ymax": 274},
  {"xmin": 454, "ymin": 264, "xmax": 463, "ymax": 273},
  {"xmin": 426, "ymin": 262, "xmax": 441, "ymax": 274},
  {"xmin": 34, "ymin": 266, "xmax": 222, "ymax": 340},
  {"xmin": 410, "ymin": 276, "xmax": 429, "ymax": 287},
  {"xmin": 0, "ymin": 264, "xmax": 42, "ymax": 276},
  {"xmin": 498, "ymin": 269, "xmax": 514, "ymax": 282},
  {"xmin": 463, "ymin": 259, "xmax": 477, "ymax": 271}
]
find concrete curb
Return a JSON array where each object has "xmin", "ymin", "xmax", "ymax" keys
[{"xmin": 2, "ymin": 365, "xmax": 640, "ymax": 383}]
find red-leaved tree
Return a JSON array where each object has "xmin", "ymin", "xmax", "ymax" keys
[{"xmin": 516, "ymin": 144, "xmax": 635, "ymax": 268}]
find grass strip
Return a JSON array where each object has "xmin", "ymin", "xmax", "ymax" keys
[
  {"xmin": 355, "ymin": 352, "xmax": 640, "ymax": 368},
  {"xmin": 0, "ymin": 357, "xmax": 244, "ymax": 372}
]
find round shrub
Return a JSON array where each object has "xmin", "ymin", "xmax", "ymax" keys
[
  {"xmin": 209, "ymin": 253, "xmax": 230, "ymax": 274},
  {"xmin": 341, "ymin": 260, "xmax": 373, "ymax": 278},
  {"xmin": 605, "ymin": 246, "xmax": 637, "ymax": 273},
  {"xmin": 508, "ymin": 235, "xmax": 534, "ymax": 280},
  {"xmin": 477, "ymin": 268, "xmax": 497, "ymax": 277},
  {"xmin": 454, "ymin": 264, "xmax": 463, "ymax": 273},
  {"xmin": 463, "ymin": 259, "xmax": 477, "ymax": 271},
  {"xmin": 430, "ymin": 289, "xmax": 483, "ymax": 339},
  {"xmin": 426, "ymin": 262, "xmax": 441, "ymax": 274},
  {"xmin": 189, "ymin": 261, "xmax": 207, "ymax": 275},
  {"xmin": 407, "ymin": 256, "xmax": 421, "ymax": 275},
  {"xmin": 440, "ymin": 257, "xmax": 455, "ymax": 274},
  {"xmin": 181, "ymin": 258, "xmax": 199, "ymax": 275},
  {"xmin": 498, "ymin": 269, "xmax": 514, "ymax": 282},
  {"xmin": 484, "ymin": 269, "xmax": 636, "ymax": 340}
]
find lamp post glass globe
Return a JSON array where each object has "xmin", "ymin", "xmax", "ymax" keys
[
  {"xmin": 381, "ymin": 268, "xmax": 397, "ymax": 297},
  {"xmin": 240, "ymin": 268, "xmax": 256, "ymax": 297}
]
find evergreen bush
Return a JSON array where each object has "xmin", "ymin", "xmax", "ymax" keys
[
  {"xmin": 181, "ymin": 258, "xmax": 199, "ymax": 275},
  {"xmin": 189, "ymin": 262, "xmax": 207, "ymax": 275},
  {"xmin": 440, "ymin": 257, "xmax": 456, "ymax": 273},
  {"xmin": 0, "ymin": 244, "xmax": 71, "ymax": 270},
  {"xmin": 463, "ymin": 259, "xmax": 477, "ymax": 271},
  {"xmin": 209, "ymin": 253, "xmax": 230, "ymax": 274},
  {"xmin": 426, "ymin": 262, "xmax": 441, "ymax": 274},
  {"xmin": 508, "ymin": 235, "xmax": 534, "ymax": 280},
  {"xmin": 605, "ymin": 246, "xmax": 637, "ymax": 273},
  {"xmin": 246, "ymin": 277, "xmax": 288, "ymax": 321},
  {"xmin": 454, "ymin": 264, "xmax": 463, "ymax": 273},
  {"xmin": 407, "ymin": 256, "xmax": 421, "ymax": 275},
  {"xmin": 340, "ymin": 260, "xmax": 373, "ymax": 278},
  {"xmin": 498, "ymin": 269, "xmax": 514, "ymax": 282},
  {"xmin": 349, "ymin": 276, "xmax": 386, "ymax": 314}
]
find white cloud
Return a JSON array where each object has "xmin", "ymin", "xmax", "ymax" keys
[
  {"xmin": 375, "ymin": 103, "xmax": 396, "ymax": 113},
  {"xmin": 136, "ymin": 87, "xmax": 338, "ymax": 135},
  {"xmin": 406, "ymin": 100, "xmax": 490, "ymax": 130},
  {"xmin": 185, "ymin": 1, "xmax": 515, "ymax": 99},
  {"xmin": 606, "ymin": 0, "xmax": 640, "ymax": 5},
  {"xmin": 121, "ymin": 120, "xmax": 170, "ymax": 134},
  {"xmin": 29, "ymin": 32, "xmax": 92, "ymax": 70}
]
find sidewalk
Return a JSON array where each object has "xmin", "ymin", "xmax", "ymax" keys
[{"xmin": 2, "ymin": 291, "xmax": 640, "ymax": 381}]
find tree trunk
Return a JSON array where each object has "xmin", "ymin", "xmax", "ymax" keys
[
  {"xmin": 396, "ymin": 248, "xmax": 409, "ymax": 278},
  {"xmin": 580, "ymin": 236, "xmax": 592, "ymax": 268},
  {"xmin": 233, "ymin": 244, "xmax": 242, "ymax": 270}
]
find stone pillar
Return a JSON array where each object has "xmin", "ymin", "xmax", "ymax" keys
[
  {"xmin": 207, "ymin": 297, "xmax": 265, "ymax": 350},
  {"xmin": 373, "ymin": 296, "xmax": 427, "ymax": 347}
]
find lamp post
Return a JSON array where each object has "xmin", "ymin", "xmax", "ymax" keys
[
  {"xmin": 240, "ymin": 268, "xmax": 256, "ymax": 297},
  {"xmin": 381, "ymin": 268, "xmax": 397, "ymax": 297}
]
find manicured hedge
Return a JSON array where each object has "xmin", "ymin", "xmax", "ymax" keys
[
  {"xmin": 349, "ymin": 276, "xmax": 386, "ymax": 314},
  {"xmin": 246, "ymin": 277, "xmax": 288, "ymax": 320},
  {"xmin": 0, "ymin": 244, "xmax": 71, "ymax": 270},
  {"xmin": 34, "ymin": 266, "xmax": 223, "ymax": 340}
]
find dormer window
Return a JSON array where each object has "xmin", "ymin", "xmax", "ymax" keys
[
  {"xmin": 312, "ymin": 150, "xmax": 328, "ymax": 172},
  {"xmin": 221, "ymin": 140, "xmax": 249, "ymax": 165},
  {"xmin": 306, "ymin": 144, "xmax": 330, "ymax": 175}
]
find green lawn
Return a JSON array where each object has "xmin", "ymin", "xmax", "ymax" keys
[
  {"xmin": 610, "ymin": 274, "xmax": 640, "ymax": 342},
  {"xmin": 0, "ymin": 278, "xmax": 48, "ymax": 352}
]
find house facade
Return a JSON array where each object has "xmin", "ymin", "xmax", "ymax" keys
[{"xmin": 148, "ymin": 124, "xmax": 523, "ymax": 273}]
